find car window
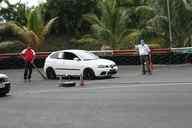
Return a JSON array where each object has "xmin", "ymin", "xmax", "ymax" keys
[
  {"xmin": 58, "ymin": 52, "xmax": 64, "ymax": 59},
  {"xmin": 78, "ymin": 52, "xmax": 99, "ymax": 61},
  {"xmin": 63, "ymin": 52, "xmax": 78, "ymax": 60},
  {"xmin": 50, "ymin": 52, "xmax": 59, "ymax": 59}
]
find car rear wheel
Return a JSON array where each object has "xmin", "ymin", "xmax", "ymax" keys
[
  {"xmin": 83, "ymin": 69, "xmax": 95, "ymax": 80},
  {"xmin": 46, "ymin": 68, "xmax": 56, "ymax": 79}
]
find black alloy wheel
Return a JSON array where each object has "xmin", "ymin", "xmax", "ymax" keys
[
  {"xmin": 83, "ymin": 69, "xmax": 95, "ymax": 80},
  {"xmin": 46, "ymin": 68, "xmax": 56, "ymax": 79}
]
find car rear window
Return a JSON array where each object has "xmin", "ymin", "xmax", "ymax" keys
[{"xmin": 50, "ymin": 52, "xmax": 59, "ymax": 59}]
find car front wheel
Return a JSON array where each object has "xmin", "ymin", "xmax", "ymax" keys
[
  {"xmin": 46, "ymin": 68, "xmax": 56, "ymax": 79},
  {"xmin": 83, "ymin": 69, "xmax": 95, "ymax": 80}
]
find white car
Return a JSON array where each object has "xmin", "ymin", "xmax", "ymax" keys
[
  {"xmin": 44, "ymin": 50, "xmax": 118, "ymax": 79},
  {"xmin": 0, "ymin": 73, "xmax": 11, "ymax": 96}
]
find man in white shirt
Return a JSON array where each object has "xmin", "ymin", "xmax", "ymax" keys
[{"xmin": 135, "ymin": 39, "xmax": 151, "ymax": 75}]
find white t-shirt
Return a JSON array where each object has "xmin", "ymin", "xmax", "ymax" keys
[{"xmin": 135, "ymin": 44, "xmax": 151, "ymax": 56}]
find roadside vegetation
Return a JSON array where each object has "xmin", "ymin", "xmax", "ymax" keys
[{"xmin": 0, "ymin": 0, "xmax": 192, "ymax": 53}]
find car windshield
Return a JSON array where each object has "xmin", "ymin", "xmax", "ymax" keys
[{"xmin": 78, "ymin": 51, "xmax": 99, "ymax": 61}]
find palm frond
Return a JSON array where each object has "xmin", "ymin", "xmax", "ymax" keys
[
  {"xmin": 182, "ymin": 0, "xmax": 192, "ymax": 10},
  {"xmin": 42, "ymin": 17, "xmax": 58, "ymax": 36},
  {"xmin": 83, "ymin": 14, "xmax": 105, "ymax": 28},
  {"xmin": 135, "ymin": 5, "xmax": 154, "ymax": 17}
]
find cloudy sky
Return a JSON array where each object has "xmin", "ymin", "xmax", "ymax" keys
[{"xmin": 9, "ymin": 0, "xmax": 46, "ymax": 7}]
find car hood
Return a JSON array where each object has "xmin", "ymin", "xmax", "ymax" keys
[
  {"xmin": 84, "ymin": 58, "xmax": 115, "ymax": 65},
  {"xmin": 0, "ymin": 73, "xmax": 8, "ymax": 78}
]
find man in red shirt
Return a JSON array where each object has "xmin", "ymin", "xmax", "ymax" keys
[{"xmin": 20, "ymin": 45, "xmax": 36, "ymax": 81}]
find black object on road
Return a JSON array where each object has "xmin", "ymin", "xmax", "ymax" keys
[
  {"xmin": 58, "ymin": 75, "xmax": 76, "ymax": 87},
  {"xmin": 58, "ymin": 81, "xmax": 76, "ymax": 87}
]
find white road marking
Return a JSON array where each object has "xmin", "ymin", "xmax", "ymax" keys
[{"xmin": 14, "ymin": 82, "xmax": 192, "ymax": 95}]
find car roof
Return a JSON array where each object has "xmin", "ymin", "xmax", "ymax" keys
[{"xmin": 54, "ymin": 49, "xmax": 89, "ymax": 54}]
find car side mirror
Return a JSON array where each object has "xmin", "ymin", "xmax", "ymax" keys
[{"xmin": 73, "ymin": 57, "xmax": 80, "ymax": 61}]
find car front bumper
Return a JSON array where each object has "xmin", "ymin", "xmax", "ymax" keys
[
  {"xmin": 0, "ymin": 82, "xmax": 11, "ymax": 96},
  {"xmin": 95, "ymin": 66, "xmax": 118, "ymax": 77}
]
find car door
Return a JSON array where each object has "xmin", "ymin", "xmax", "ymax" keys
[
  {"xmin": 53, "ymin": 52, "xmax": 65, "ymax": 75},
  {"xmin": 56, "ymin": 52, "xmax": 82, "ymax": 76}
]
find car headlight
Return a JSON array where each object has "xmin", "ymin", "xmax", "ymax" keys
[
  {"xmin": 110, "ymin": 64, "xmax": 117, "ymax": 68},
  {"xmin": 97, "ymin": 65, "xmax": 108, "ymax": 68}
]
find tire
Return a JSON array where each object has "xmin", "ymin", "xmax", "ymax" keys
[
  {"xmin": 0, "ymin": 85, "xmax": 10, "ymax": 97},
  {"xmin": 106, "ymin": 75, "xmax": 112, "ymax": 79},
  {"xmin": 83, "ymin": 68, "xmax": 95, "ymax": 80},
  {"xmin": 46, "ymin": 68, "xmax": 56, "ymax": 79}
]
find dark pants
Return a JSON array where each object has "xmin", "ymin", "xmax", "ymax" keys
[
  {"xmin": 140, "ymin": 55, "xmax": 151, "ymax": 74},
  {"xmin": 24, "ymin": 61, "xmax": 33, "ymax": 80}
]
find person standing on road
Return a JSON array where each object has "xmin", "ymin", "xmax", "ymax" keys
[
  {"xmin": 135, "ymin": 39, "xmax": 152, "ymax": 75},
  {"xmin": 20, "ymin": 44, "xmax": 36, "ymax": 81}
]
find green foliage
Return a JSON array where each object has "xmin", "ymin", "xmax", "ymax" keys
[
  {"xmin": 26, "ymin": 8, "xmax": 44, "ymax": 36},
  {"xmin": 46, "ymin": 0, "xmax": 98, "ymax": 35},
  {"xmin": 151, "ymin": 0, "xmax": 192, "ymax": 47},
  {"xmin": 183, "ymin": 0, "xmax": 192, "ymax": 10},
  {"xmin": 0, "ymin": 5, "xmax": 57, "ymax": 50},
  {"xmin": 171, "ymin": 0, "xmax": 192, "ymax": 47},
  {"xmin": 0, "ymin": 41, "xmax": 24, "ymax": 53},
  {"xmin": 25, "ymin": 6, "xmax": 58, "ymax": 46},
  {"xmin": 1, "ymin": 0, "xmax": 192, "ymax": 52},
  {"xmin": 0, "ymin": 0, "xmax": 29, "ymax": 25},
  {"xmin": 82, "ymin": 0, "xmax": 132, "ymax": 49},
  {"xmin": 80, "ymin": 0, "xmax": 156, "ymax": 49},
  {"xmin": 40, "ymin": 36, "xmax": 65, "ymax": 51},
  {"xmin": 73, "ymin": 35, "xmax": 101, "ymax": 50}
]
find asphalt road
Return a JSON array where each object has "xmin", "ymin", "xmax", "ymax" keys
[{"xmin": 1, "ymin": 65, "xmax": 192, "ymax": 128}]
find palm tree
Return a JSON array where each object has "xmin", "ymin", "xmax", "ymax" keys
[
  {"xmin": 0, "ymin": 6, "xmax": 57, "ymax": 50},
  {"xmin": 120, "ymin": 0, "xmax": 157, "ymax": 46},
  {"xmin": 82, "ymin": 0, "xmax": 155, "ymax": 49},
  {"xmin": 22, "ymin": 7, "xmax": 58, "ymax": 48},
  {"xmin": 82, "ymin": 0, "xmax": 131, "ymax": 49},
  {"xmin": 149, "ymin": 0, "xmax": 192, "ymax": 47}
]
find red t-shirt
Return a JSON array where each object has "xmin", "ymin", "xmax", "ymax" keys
[{"xmin": 21, "ymin": 48, "xmax": 36, "ymax": 63}]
